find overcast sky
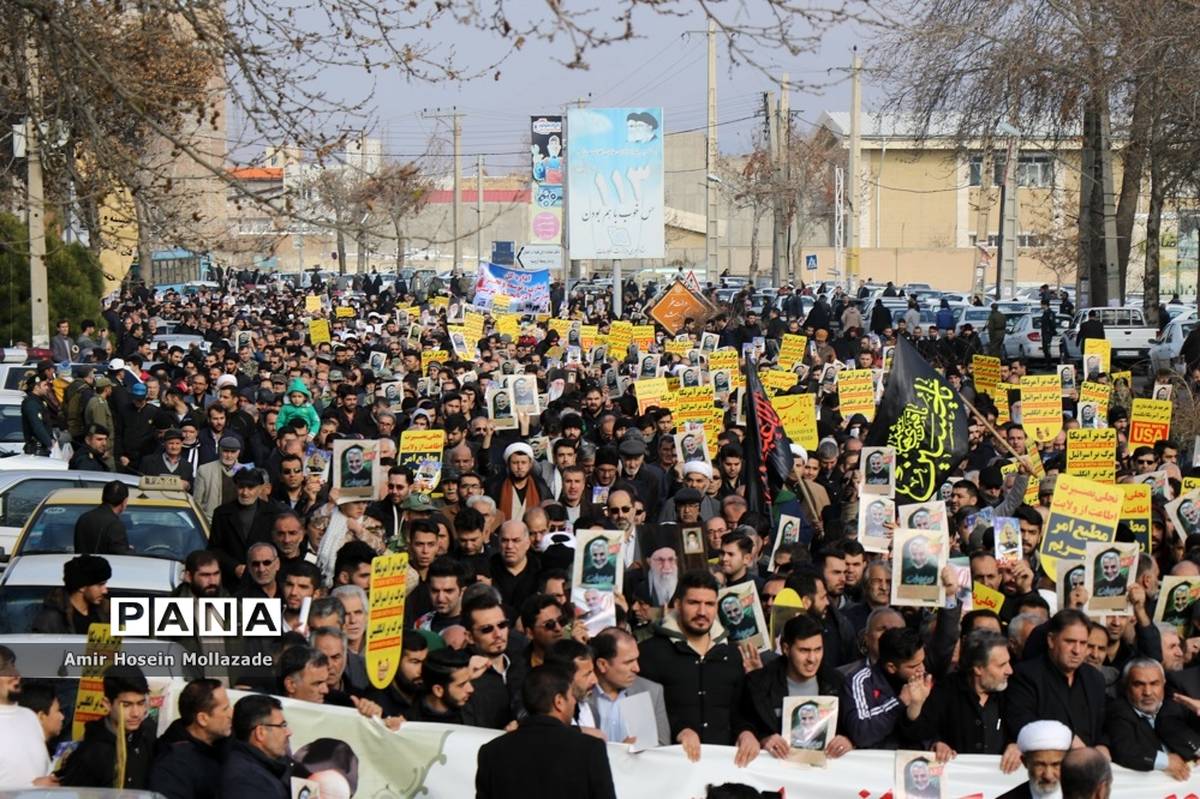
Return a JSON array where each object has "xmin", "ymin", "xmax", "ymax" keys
[{"xmin": 242, "ymin": 5, "xmax": 882, "ymax": 176}]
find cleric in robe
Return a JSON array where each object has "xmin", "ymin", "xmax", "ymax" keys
[{"xmin": 900, "ymin": 535, "xmax": 938, "ymax": 587}]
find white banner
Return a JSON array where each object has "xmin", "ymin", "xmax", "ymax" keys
[{"xmin": 157, "ymin": 681, "xmax": 1183, "ymax": 798}]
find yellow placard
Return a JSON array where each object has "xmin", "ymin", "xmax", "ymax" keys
[
  {"xmin": 1129, "ymin": 398, "xmax": 1172, "ymax": 447},
  {"xmin": 365, "ymin": 553, "xmax": 409, "ymax": 690},
  {"xmin": 778, "ymin": 334, "xmax": 808, "ymax": 370},
  {"xmin": 1078, "ymin": 381, "xmax": 1111, "ymax": 421},
  {"xmin": 335, "ymin": 306, "xmax": 356, "ymax": 318},
  {"xmin": 580, "ymin": 325, "xmax": 599, "ymax": 350},
  {"xmin": 305, "ymin": 294, "xmax": 322, "ymax": 313},
  {"xmin": 761, "ymin": 369, "xmax": 799, "ymax": 397},
  {"xmin": 399, "ymin": 429, "xmax": 446, "ymax": 491},
  {"xmin": 1066, "ymin": 429, "xmax": 1117, "ymax": 483},
  {"xmin": 431, "ymin": 296, "xmax": 450, "ymax": 309},
  {"xmin": 994, "ymin": 382, "xmax": 1016, "ymax": 425},
  {"xmin": 972, "ymin": 582, "xmax": 1005, "ymax": 615},
  {"xmin": 636, "ymin": 377, "xmax": 670, "ymax": 413},
  {"xmin": 1184, "ymin": 477, "xmax": 1200, "ymax": 494},
  {"xmin": 633, "ymin": 325, "xmax": 657, "ymax": 352},
  {"xmin": 973, "ymin": 354, "xmax": 1001, "ymax": 396},
  {"xmin": 308, "ymin": 319, "xmax": 331, "ymax": 345},
  {"xmin": 775, "ymin": 393, "xmax": 818, "ymax": 451},
  {"xmin": 609, "ymin": 320, "xmax": 633, "ymax": 353},
  {"xmin": 422, "ymin": 349, "xmax": 449, "ymax": 372},
  {"xmin": 837, "ymin": 368, "xmax": 876, "ymax": 422},
  {"xmin": 464, "ymin": 310, "xmax": 485, "ymax": 339},
  {"xmin": 708, "ymin": 348, "xmax": 742, "ymax": 389},
  {"xmin": 665, "ymin": 339, "xmax": 692, "ymax": 357},
  {"xmin": 549, "ymin": 318, "xmax": 573, "ymax": 340},
  {"xmin": 1120, "ymin": 483, "xmax": 1153, "ymax": 554},
  {"xmin": 496, "ymin": 313, "xmax": 520, "ymax": 338},
  {"xmin": 1082, "ymin": 338, "xmax": 1111, "ymax": 377},
  {"xmin": 1021, "ymin": 374, "xmax": 1063, "ymax": 442},
  {"xmin": 73, "ymin": 623, "xmax": 121, "ymax": 739},
  {"xmin": 1111, "ymin": 370, "xmax": 1132, "ymax": 388},
  {"xmin": 1040, "ymin": 473, "xmax": 1122, "ymax": 581}
]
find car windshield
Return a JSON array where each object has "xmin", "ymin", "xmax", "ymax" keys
[
  {"xmin": 18, "ymin": 503, "xmax": 206, "ymax": 560},
  {"xmin": 0, "ymin": 586, "xmax": 51, "ymax": 634},
  {"xmin": 0, "ymin": 403, "xmax": 23, "ymax": 442},
  {"xmin": 964, "ymin": 309, "xmax": 990, "ymax": 322}
]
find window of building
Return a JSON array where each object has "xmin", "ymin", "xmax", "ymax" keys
[{"xmin": 968, "ymin": 154, "xmax": 1055, "ymax": 188}]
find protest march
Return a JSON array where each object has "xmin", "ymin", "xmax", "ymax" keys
[{"xmin": 2, "ymin": 271, "xmax": 1199, "ymax": 799}]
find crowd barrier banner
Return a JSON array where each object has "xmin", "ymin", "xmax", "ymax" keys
[{"xmin": 157, "ymin": 681, "xmax": 1184, "ymax": 799}]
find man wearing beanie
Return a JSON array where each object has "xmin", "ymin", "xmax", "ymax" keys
[{"xmin": 32, "ymin": 554, "xmax": 111, "ymax": 634}]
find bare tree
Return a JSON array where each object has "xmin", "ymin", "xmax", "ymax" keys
[{"xmin": 353, "ymin": 163, "xmax": 432, "ymax": 271}]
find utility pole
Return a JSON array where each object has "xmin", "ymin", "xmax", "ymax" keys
[
  {"xmin": 25, "ymin": 32, "xmax": 49, "ymax": 348},
  {"xmin": 779, "ymin": 74, "xmax": 791, "ymax": 284},
  {"xmin": 564, "ymin": 96, "xmax": 588, "ymax": 287},
  {"xmin": 766, "ymin": 90, "xmax": 782, "ymax": 288},
  {"xmin": 1099, "ymin": 107, "xmax": 1121, "ymax": 305},
  {"xmin": 476, "ymin": 154, "xmax": 484, "ymax": 266},
  {"xmin": 705, "ymin": 20, "xmax": 719, "ymax": 287},
  {"xmin": 996, "ymin": 134, "xmax": 1019, "ymax": 300},
  {"xmin": 847, "ymin": 51, "xmax": 862, "ymax": 291},
  {"xmin": 973, "ymin": 148, "xmax": 994, "ymax": 297},
  {"xmin": 422, "ymin": 108, "xmax": 464, "ymax": 273}
]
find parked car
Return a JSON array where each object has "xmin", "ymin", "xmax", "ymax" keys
[
  {"xmin": 0, "ymin": 390, "xmax": 27, "ymax": 456},
  {"xmin": 1061, "ymin": 306, "xmax": 1159, "ymax": 362},
  {"xmin": 1149, "ymin": 315, "xmax": 1199, "ymax": 372},
  {"xmin": 0, "ymin": 470, "xmax": 139, "ymax": 562},
  {"xmin": 1003, "ymin": 313, "xmax": 1073, "ymax": 361}
]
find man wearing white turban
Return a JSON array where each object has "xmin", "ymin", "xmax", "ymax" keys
[{"xmin": 997, "ymin": 720, "xmax": 1073, "ymax": 799}]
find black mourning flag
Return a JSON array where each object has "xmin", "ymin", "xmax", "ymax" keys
[
  {"xmin": 741, "ymin": 354, "xmax": 795, "ymax": 513},
  {"xmin": 866, "ymin": 336, "xmax": 970, "ymax": 504}
]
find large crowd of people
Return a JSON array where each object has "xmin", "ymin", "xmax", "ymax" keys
[{"xmin": 3, "ymin": 270, "xmax": 1200, "ymax": 799}]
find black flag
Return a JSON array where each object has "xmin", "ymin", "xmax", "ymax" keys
[
  {"xmin": 741, "ymin": 354, "xmax": 795, "ymax": 514},
  {"xmin": 865, "ymin": 336, "xmax": 970, "ymax": 504}
]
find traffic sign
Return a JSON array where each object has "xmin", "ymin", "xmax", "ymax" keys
[
  {"xmin": 491, "ymin": 241, "xmax": 515, "ymax": 265},
  {"xmin": 805, "ymin": 254, "xmax": 818, "ymax": 271},
  {"xmin": 516, "ymin": 244, "xmax": 563, "ymax": 270}
]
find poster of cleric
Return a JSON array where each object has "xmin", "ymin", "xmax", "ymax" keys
[
  {"xmin": 566, "ymin": 107, "xmax": 666, "ymax": 260},
  {"xmin": 472, "ymin": 262, "xmax": 551, "ymax": 313}
]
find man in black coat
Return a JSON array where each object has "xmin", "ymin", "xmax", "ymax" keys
[
  {"xmin": 69, "ymin": 424, "xmax": 113, "ymax": 472},
  {"xmin": 475, "ymin": 664, "xmax": 616, "ymax": 799},
  {"xmin": 1076, "ymin": 310, "xmax": 1106, "ymax": 350},
  {"xmin": 220, "ymin": 695, "xmax": 293, "ymax": 799},
  {"xmin": 73, "ymin": 480, "xmax": 132, "ymax": 555},
  {"xmin": 208, "ymin": 468, "xmax": 277, "ymax": 589},
  {"xmin": 57, "ymin": 666, "xmax": 157, "ymax": 789},
  {"xmin": 1104, "ymin": 658, "xmax": 1199, "ymax": 780},
  {"xmin": 745, "ymin": 614, "xmax": 849, "ymax": 759},
  {"xmin": 1004, "ymin": 609, "xmax": 1108, "ymax": 751},
  {"xmin": 902, "ymin": 631, "xmax": 1013, "ymax": 758},
  {"xmin": 149, "ymin": 678, "xmax": 233, "ymax": 799},
  {"xmin": 638, "ymin": 571, "xmax": 760, "ymax": 764}
]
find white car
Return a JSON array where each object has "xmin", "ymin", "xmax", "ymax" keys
[
  {"xmin": 0, "ymin": 553, "xmax": 183, "ymax": 634},
  {"xmin": 1149, "ymin": 315, "xmax": 1198, "ymax": 372},
  {"xmin": 0, "ymin": 390, "xmax": 27, "ymax": 456},
  {"xmin": 1003, "ymin": 313, "xmax": 1072, "ymax": 361}
]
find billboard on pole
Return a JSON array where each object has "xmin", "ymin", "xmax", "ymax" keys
[
  {"xmin": 529, "ymin": 115, "xmax": 563, "ymax": 246},
  {"xmin": 566, "ymin": 107, "xmax": 665, "ymax": 259}
]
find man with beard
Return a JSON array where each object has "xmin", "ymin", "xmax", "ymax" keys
[
  {"xmin": 903, "ymin": 631, "xmax": 1016, "ymax": 761},
  {"xmin": 410, "ymin": 649, "xmax": 481, "ymax": 725},
  {"xmin": 840, "ymin": 626, "xmax": 932, "ymax": 749},
  {"xmin": 236, "ymin": 543, "xmax": 281, "ymax": 599},
  {"xmin": 1005, "ymin": 609, "xmax": 1108, "ymax": 750},
  {"xmin": 487, "ymin": 443, "xmax": 551, "ymax": 523},
  {"xmin": 901, "ymin": 535, "xmax": 939, "ymax": 587},
  {"xmin": 339, "ymin": 445, "xmax": 372, "ymax": 489},
  {"xmin": 413, "ymin": 557, "xmax": 466, "ymax": 633},
  {"xmin": 1103, "ymin": 658, "xmax": 1198, "ymax": 780},
  {"xmin": 637, "ymin": 571, "xmax": 760, "ymax": 766},
  {"xmin": 997, "ymin": 720, "xmax": 1072, "ymax": 799},
  {"xmin": 580, "ymin": 534, "xmax": 617, "ymax": 588},
  {"xmin": 271, "ymin": 454, "xmax": 319, "ymax": 517},
  {"xmin": 718, "ymin": 592, "xmax": 759, "ymax": 645},
  {"xmin": 617, "ymin": 436, "xmax": 664, "ymax": 515},
  {"xmin": 636, "ymin": 546, "xmax": 679, "ymax": 608},
  {"xmin": 903, "ymin": 757, "xmax": 941, "ymax": 799},
  {"xmin": 863, "ymin": 450, "xmax": 890, "ymax": 487},
  {"xmin": 1091, "ymin": 549, "xmax": 1127, "ymax": 598},
  {"xmin": 0, "ymin": 645, "xmax": 55, "ymax": 787}
]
